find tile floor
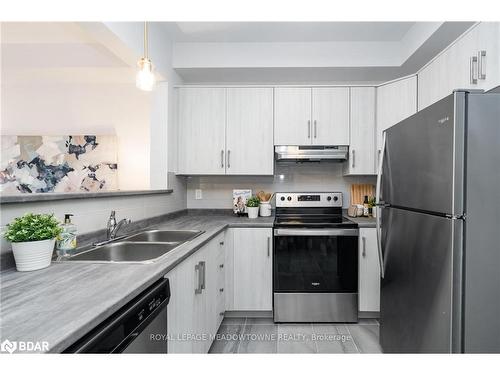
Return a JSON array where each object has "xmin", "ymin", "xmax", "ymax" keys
[{"xmin": 209, "ymin": 317, "xmax": 382, "ymax": 354}]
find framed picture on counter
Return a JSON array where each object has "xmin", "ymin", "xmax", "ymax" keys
[{"xmin": 233, "ymin": 189, "xmax": 252, "ymax": 215}]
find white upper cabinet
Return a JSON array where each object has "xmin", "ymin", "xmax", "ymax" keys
[
  {"xmin": 376, "ymin": 76, "xmax": 417, "ymax": 158},
  {"xmin": 177, "ymin": 87, "xmax": 273, "ymax": 175},
  {"xmin": 344, "ymin": 87, "xmax": 376, "ymax": 175},
  {"xmin": 226, "ymin": 88, "xmax": 274, "ymax": 175},
  {"xmin": 418, "ymin": 22, "xmax": 500, "ymax": 110},
  {"xmin": 274, "ymin": 87, "xmax": 350, "ymax": 145},
  {"xmin": 475, "ymin": 22, "xmax": 500, "ymax": 91},
  {"xmin": 274, "ymin": 87, "xmax": 312, "ymax": 145},
  {"xmin": 311, "ymin": 87, "xmax": 350, "ymax": 145},
  {"xmin": 177, "ymin": 88, "xmax": 226, "ymax": 174}
]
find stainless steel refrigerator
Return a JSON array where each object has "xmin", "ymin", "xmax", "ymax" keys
[{"xmin": 376, "ymin": 90, "xmax": 500, "ymax": 353}]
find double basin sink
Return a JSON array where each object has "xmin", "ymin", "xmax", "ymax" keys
[{"xmin": 61, "ymin": 230, "xmax": 204, "ymax": 263}]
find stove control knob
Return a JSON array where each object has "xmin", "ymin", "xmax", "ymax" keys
[
  {"xmin": 287, "ymin": 196, "xmax": 292, "ymax": 201},
  {"xmin": 280, "ymin": 196, "xmax": 285, "ymax": 201},
  {"xmin": 326, "ymin": 196, "xmax": 332, "ymax": 201},
  {"xmin": 333, "ymin": 196, "xmax": 339, "ymax": 202}
]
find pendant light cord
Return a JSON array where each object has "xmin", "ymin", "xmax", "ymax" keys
[{"xmin": 144, "ymin": 21, "xmax": 148, "ymax": 59}]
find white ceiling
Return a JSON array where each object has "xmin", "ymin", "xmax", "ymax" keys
[
  {"xmin": 166, "ymin": 21, "xmax": 475, "ymax": 83},
  {"xmin": 1, "ymin": 22, "xmax": 134, "ymax": 85},
  {"xmin": 169, "ymin": 22, "xmax": 416, "ymax": 42},
  {"xmin": 1, "ymin": 22, "xmax": 476, "ymax": 85}
]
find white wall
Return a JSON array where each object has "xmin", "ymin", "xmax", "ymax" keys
[
  {"xmin": 103, "ymin": 22, "xmax": 185, "ymax": 188},
  {"xmin": 187, "ymin": 163, "xmax": 376, "ymax": 209},
  {"xmin": 1, "ymin": 82, "xmax": 152, "ymax": 190},
  {"xmin": 0, "ymin": 23, "xmax": 190, "ymax": 269}
]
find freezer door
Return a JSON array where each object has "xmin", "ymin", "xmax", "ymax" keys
[
  {"xmin": 462, "ymin": 93, "xmax": 500, "ymax": 353},
  {"xmin": 379, "ymin": 207, "xmax": 463, "ymax": 353},
  {"xmin": 382, "ymin": 93, "xmax": 465, "ymax": 215}
]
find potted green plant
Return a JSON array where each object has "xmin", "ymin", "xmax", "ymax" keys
[
  {"xmin": 4, "ymin": 213, "xmax": 61, "ymax": 272},
  {"xmin": 368, "ymin": 196, "xmax": 377, "ymax": 217},
  {"xmin": 246, "ymin": 196, "xmax": 260, "ymax": 219}
]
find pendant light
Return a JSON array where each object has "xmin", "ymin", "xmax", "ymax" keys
[{"xmin": 136, "ymin": 21, "xmax": 156, "ymax": 91}]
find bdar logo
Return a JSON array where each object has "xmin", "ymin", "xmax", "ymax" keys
[{"xmin": 1, "ymin": 339, "xmax": 17, "ymax": 354}]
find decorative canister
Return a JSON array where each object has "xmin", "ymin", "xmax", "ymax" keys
[{"xmin": 259, "ymin": 201, "xmax": 272, "ymax": 217}]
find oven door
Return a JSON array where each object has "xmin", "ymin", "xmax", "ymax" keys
[{"xmin": 273, "ymin": 228, "xmax": 359, "ymax": 322}]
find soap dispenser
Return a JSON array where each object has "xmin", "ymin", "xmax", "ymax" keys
[{"xmin": 56, "ymin": 214, "xmax": 77, "ymax": 256}]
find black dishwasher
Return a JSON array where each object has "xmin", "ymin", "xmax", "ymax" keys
[{"xmin": 64, "ymin": 277, "xmax": 170, "ymax": 353}]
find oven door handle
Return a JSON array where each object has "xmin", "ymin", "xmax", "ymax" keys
[{"xmin": 274, "ymin": 228, "xmax": 359, "ymax": 237}]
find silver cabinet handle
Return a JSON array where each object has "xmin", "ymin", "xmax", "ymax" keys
[
  {"xmin": 478, "ymin": 50, "xmax": 486, "ymax": 80},
  {"xmin": 195, "ymin": 262, "xmax": 203, "ymax": 294},
  {"xmin": 352, "ymin": 149, "xmax": 355, "ymax": 168},
  {"xmin": 307, "ymin": 120, "xmax": 311, "ymax": 138},
  {"xmin": 377, "ymin": 149, "xmax": 381, "ymax": 169},
  {"xmin": 470, "ymin": 55, "xmax": 478, "ymax": 84},
  {"xmin": 362, "ymin": 236, "xmax": 366, "ymax": 257},
  {"xmin": 267, "ymin": 236, "xmax": 271, "ymax": 257},
  {"xmin": 200, "ymin": 261, "xmax": 206, "ymax": 290},
  {"xmin": 220, "ymin": 150, "xmax": 224, "ymax": 168},
  {"xmin": 227, "ymin": 150, "xmax": 231, "ymax": 169},
  {"xmin": 314, "ymin": 120, "xmax": 317, "ymax": 138}
]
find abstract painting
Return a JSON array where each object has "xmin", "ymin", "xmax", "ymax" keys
[{"xmin": 0, "ymin": 135, "xmax": 118, "ymax": 194}]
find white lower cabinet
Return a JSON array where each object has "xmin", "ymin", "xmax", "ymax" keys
[
  {"xmin": 358, "ymin": 228, "xmax": 380, "ymax": 313},
  {"xmin": 166, "ymin": 233, "xmax": 225, "ymax": 353},
  {"xmin": 232, "ymin": 228, "xmax": 273, "ymax": 311},
  {"xmin": 165, "ymin": 251, "xmax": 196, "ymax": 353}
]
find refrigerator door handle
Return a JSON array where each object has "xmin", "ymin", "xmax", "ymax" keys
[{"xmin": 376, "ymin": 132, "xmax": 386, "ymax": 279}]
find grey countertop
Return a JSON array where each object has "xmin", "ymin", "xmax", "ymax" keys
[
  {"xmin": 0, "ymin": 211, "xmax": 273, "ymax": 353},
  {"xmin": 345, "ymin": 214, "xmax": 376, "ymax": 228}
]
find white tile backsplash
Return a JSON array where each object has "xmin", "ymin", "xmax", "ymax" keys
[{"xmin": 187, "ymin": 163, "xmax": 376, "ymax": 209}]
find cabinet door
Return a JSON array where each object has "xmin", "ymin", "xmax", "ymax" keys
[
  {"xmin": 274, "ymin": 87, "xmax": 312, "ymax": 145},
  {"xmin": 417, "ymin": 23, "xmax": 489, "ymax": 111},
  {"xmin": 417, "ymin": 57, "xmax": 442, "ymax": 111},
  {"xmin": 200, "ymin": 240, "xmax": 218, "ymax": 353},
  {"xmin": 345, "ymin": 87, "xmax": 375, "ymax": 175},
  {"xmin": 312, "ymin": 87, "xmax": 350, "ymax": 145},
  {"xmin": 166, "ymin": 255, "xmax": 196, "ymax": 353},
  {"xmin": 177, "ymin": 88, "xmax": 226, "ymax": 174},
  {"xmin": 358, "ymin": 228, "xmax": 380, "ymax": 312},
  {"xmin": 191, "ymin": 247, "xmax": 209, "ymax": 353},
  {"xmin": 376, "ymin": 76, "xmax": 417, "ymax": 170},
  {"xmin": 376, "ymin": 76, "xmax": 417, "ymax": 151},
  {"xmin": 233, "ymin": 228, "xmax": 273, "ymax": 310},
  {"xmin": 224, "ymin": 229, "xmax": 235, "ymax": 311},
  {"xmin": 226, "ymin": 88, "xmax": 274, "ymax": 175},
  {"xmin": 476, "ymin": 22, "xmax": 500, "ymax": 91},
  {"xmin": 206, "ymin": 234, "xmax": 225, "ymax": 342}
]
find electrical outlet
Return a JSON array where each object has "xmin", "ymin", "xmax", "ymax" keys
[{"xmin": 195, "ymin": 189, "xmax": 202, "ymax": 200}]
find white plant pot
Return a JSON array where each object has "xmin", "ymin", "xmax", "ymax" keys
[
  {"xmin": 247, "ymin": 207, "xmax": 259, "ymax": 219},
  {"xmin": 11, "ymin": 238, "xmax": 55, "ymax": 272}
]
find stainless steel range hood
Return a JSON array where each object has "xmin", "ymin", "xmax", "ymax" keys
[{"xmin": 275, "ymin": 145, "xmax": 348, "ymax": 162}]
